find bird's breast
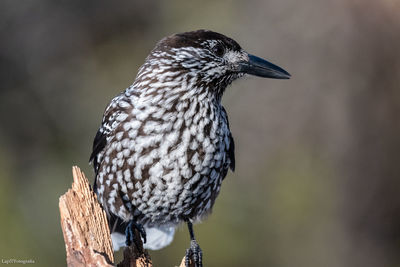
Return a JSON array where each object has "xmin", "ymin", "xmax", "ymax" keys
[{"xmin": 97, "ymin": 95, "xmax": 232, "ymax": 225}]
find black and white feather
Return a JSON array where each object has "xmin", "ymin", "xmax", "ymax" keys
[{"xmin": 90, "ymin": 29, "xmax": 290, "ymax": 251}]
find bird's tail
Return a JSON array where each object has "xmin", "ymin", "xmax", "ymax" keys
[
  {"xmin": 109, "ymin": 216, "xmax": 176, "ymax": 251},
  {"xmin": 142, "ymin": 226, "xmax": 176, "ymax": 250}
]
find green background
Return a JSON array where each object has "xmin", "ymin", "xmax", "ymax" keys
[{"xmin": 1, "ymin": 0, "xmax": 400, "ymax": 266}]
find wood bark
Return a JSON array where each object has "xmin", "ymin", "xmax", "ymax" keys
[{"xmin": 59, "ymin": 166, "xmax": 192, "ymax": 267}]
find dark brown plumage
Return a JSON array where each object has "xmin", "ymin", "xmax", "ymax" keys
[{"xmin": 90, "ymin": 29, "xmax": 290, "ymax": 267}]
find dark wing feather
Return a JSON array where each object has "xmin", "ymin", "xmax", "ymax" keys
[
  {"xmin": 221, "ymin": 106, "xmax": 235, "ymax": 179},
  {"xmin": 89, "ymin": 95, "xmax": 129, "ymax": 191},
  {"xmin": 228, "ymin": 132, "xmax": 235, "ymax": 171},
  {"xmin": 90, "ymin": 129, "xmax": 107, "ymax": 174}
]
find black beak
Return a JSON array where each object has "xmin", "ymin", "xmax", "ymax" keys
[{"xmin": 239, "ymin": 54, "xmax": 291, "ymax": 79}]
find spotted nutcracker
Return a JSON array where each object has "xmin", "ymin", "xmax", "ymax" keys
[{"xmin": 90, "ymin": 30, "xmax": 290, "ymax": 267}]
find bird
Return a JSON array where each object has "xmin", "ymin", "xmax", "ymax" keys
[{"xmin": 90, "ymin": 29, "xmax": 290, "ymax": 267}]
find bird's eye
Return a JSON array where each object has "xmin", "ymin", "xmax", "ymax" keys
[{"xmin": 212, "ymin": 43, "xmax": 225, "ymax": 57}]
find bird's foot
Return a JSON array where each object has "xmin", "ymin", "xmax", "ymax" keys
[
  {"xmin": 185, "ymin": 239, "xmax": 203, "ymax": 267},
  {"xmin": 125, "ymin": 220, "xmax": 147, "ymax": 250}
]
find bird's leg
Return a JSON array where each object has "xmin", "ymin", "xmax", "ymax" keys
[
  {"xmin": 185, "ymin": 220, "xmax": 203, "ymax": 267},
  {"xmin": 125, "ymin": 220, "xmax": 147, "ymax": 251},
  {"xmin": 121, "ymin": 191, "xmax": 147, "ymax": 249}
]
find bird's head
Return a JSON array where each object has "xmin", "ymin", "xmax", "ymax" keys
[{"xmin": 135, "ymin": 30, "xmax": 290, "ymax": 100}]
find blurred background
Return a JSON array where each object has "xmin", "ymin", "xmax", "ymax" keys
[{"xmin": 1, "ymin": 0, "xmax": 399, "ymax": 266}]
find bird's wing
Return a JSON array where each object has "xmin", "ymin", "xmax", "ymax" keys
[
  {"xmin": 228, "ymin": 131, "xmax": 235, "ymax": 172},
  {"xmin": 90, "ymin": 128, "xmax": 107, "ymax": 178},
  {"xmin": 90, "ymin": 95, "xmax": 128, "ymax": 186},
  {"xmin": 221, "ymin": 106, "xmax": 235, "ymax": 174}
]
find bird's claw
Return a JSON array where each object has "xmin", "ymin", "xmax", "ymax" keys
[
  {"xmin": 125, "ymin": 220, "xmax": 147, "ymax": 250},
  {"xmin": 185, "ymin": 239, "xmax": 203, "ymax": 267}
]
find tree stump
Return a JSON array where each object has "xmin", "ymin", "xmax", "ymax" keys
[{"xmin": 59, "ymin": 166, "xmax": 191, "ymax": 267}]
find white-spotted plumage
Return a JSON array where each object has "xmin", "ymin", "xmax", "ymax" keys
[{"xmin": 91, "ymin": 30, "xmax": 246, "ymax": 251}]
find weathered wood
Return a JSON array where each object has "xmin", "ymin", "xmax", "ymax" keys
[
  {"xmin": 59, "ymin": 166, "xmax": 193, "ymax": 267},
  {"xmin": 59, "ymin": 166, "xmax": 154, "ymax": 267},
  {"xmin": 179, "ymin": 257, "xmax": 195, "ymax": 267},
  {"xmin": 59, "ymin": 166, "xmax": 114, "ymax": 266}
]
